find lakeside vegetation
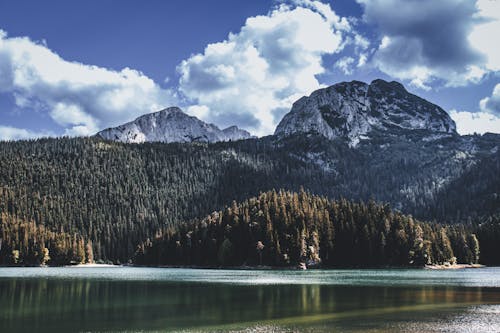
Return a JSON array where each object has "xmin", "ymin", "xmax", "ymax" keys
[
  {"xmin": 0, "ymin": 212, "xmax": 93, "ymax": 266},
  {"xmin": 134, "ymin": 190, "xmax": 480, "ymax": 268}
]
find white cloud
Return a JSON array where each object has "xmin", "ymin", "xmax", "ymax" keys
[
  {"xmin": 0, "ymin": 126, "xmax": 55, "ymax": 141},
  {"xmin": 334, "ymin": 56, "xmax": 355, "ymax": 75},
  {"xmin": 353, "ymin": 34, "xmax": 370, "ymax": 50},
  {"xmin": 357, "ymin": 0, "xmax": 500, "ymax": 88},
  {"xmin": 290, "ymin": 0, "xmax": 351, "ymax": 31},
  {"xmin": 357, "ymin": 53, "xmax": 368, "ymax": 67},
  {"xmin": 480, "ymin": 83, "xmax": 500, "ymax": 115},
  {"xmin": 470, "ymin": 0, "xmax": 500, "ymax": 72},
  {"xmin": 186, "ymin": 104, "xmax": 210, "ymax": 120},
  {"xmin": 448, "ymin": 83, "xmax": 500, "ymax": 135},
  {"xmin": 449, "ymin": 110, "xmax": 500, "ymax": 135},
  {"xmin": 178, "ymin": 1, "xmax": 352, "ymax": 136},
  {"xmin": 0, "ymin": 30, "xmax": 177, "ymax": 136}
]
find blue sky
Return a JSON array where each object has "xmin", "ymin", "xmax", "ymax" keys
[{"xmin": 0, "ymin": 0, "xmax": 499, "ymax": 139}]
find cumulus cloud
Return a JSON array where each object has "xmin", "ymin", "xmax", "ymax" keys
[
  {"xmin": 449, "ymin": 84, "xmax": 500, "ymax": 135},
  {"xmin": 0, "ymin": 126, "xmax": 55, "ymax": 141},
  {"xmin": 0, "ymin": 30, "xmax": 177, "ymax": 136},
  {"xmin": 357, "ymin": 0, "xmax": 500, "ymax": 89},
  {"xmin": 470, "ymin": 0, "xmax": 500, "ymax": 72},
  {"xmin": 178, "ymin": 1, "xmax": 353, "ymax": 135},
  {"xmin": 480, "ymin": 83, "xmax": 500, "ymax": 116},
  {"xmin": 449, "ymin": 110, "xmax": 500, "ymax": 135}
]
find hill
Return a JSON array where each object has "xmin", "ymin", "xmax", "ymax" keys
[{"xmin": 134, "ymin": 190, "xmax": 479, "ymax": 268}]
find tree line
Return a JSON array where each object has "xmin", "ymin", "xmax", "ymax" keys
[
  {"xmin": 0, "ymin": 212, "xmax": 93, "ymax": 266},
  {"xmin": 134, "ymin": 190, "xmax": 480, "ymax": 268}
]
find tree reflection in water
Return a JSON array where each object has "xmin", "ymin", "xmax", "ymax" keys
[{"xmin": 1, "ymin": 276, "xmax": 499, "ymax": 332}]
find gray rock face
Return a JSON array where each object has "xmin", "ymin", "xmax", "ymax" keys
[
  {"xmin": 97, "ymin": 107, "xmax": 253, "ymax": 143},
  {"xmin": 275, "ymin": 79, "xmax": 457, "ymax": 146}
]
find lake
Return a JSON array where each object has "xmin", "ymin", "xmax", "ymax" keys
[{"xmin": 1, "ymin": 267, "xmax": 500, "ymax": 332}]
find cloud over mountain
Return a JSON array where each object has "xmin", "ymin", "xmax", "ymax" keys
[
  {"xmin": 0, "ymin": 30, "xmax": 177, "ymax": 136},
  {"xmin": 449, "ymin": 83, "xmax": 500, "ymax": 135},
  {"xmin": 357, "ymin": 0, "xmax": 500, "ymax": 89},
  {"xmin": 0, "ymin": 0, "xmax": 498, "ymax": 139},
  {"xmin": 178, "ymin": 0, "xmax": 354, "ymax": 136},
  {"xmin": 449, "ymin": 110, "xmax": 500, "ymax": 135},
  {"xmin": 481, "ymin": 83, "xmax": 500, "ymax": 116}
]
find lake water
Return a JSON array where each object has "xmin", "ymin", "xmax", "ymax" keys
[{"xmin": 1, "ymin": 267, "xmax": 500, "ymax": 332}]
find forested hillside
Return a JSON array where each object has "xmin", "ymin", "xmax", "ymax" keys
[
  {"xmin": 0, "ymin": 133, "xmax": 498, "ymax": 263},
  {"xmin": 134, "ymin": 190, "xmax": 480, "ymax": 267},
  {"xmin": 283, "ymin": 132, "xmax": 500, "ymax": 223},
  {"xmin": 0, "ymin": 137, "xmax": 315, "ymax": 262}
]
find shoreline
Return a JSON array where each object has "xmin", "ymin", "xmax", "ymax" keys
[
  {"xmin": 138, "ymin": 263, "xmax": 489, "ymax": 270},
  {"xmin": 1, "ymin": 263, "xmax": 488, "ymax": 270},
  {"xmin": 68, "ymin": 263, "xmax": 118, "ymax": 268},
  {"xmin": 424, "ymin": 263, "xmax": 485, "ymax": 270}
]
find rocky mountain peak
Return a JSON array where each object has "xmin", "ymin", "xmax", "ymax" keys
[
  {"xmin": 97, "ymin": 107, "xmax": 253, "ymax": 143},
  {"xmin": 275, "ymin": 79, "xmax": 457, "ymax": 146},
  {"xmin": 370, "ymin": 79, "xmax": 407, "ymax": 93}
]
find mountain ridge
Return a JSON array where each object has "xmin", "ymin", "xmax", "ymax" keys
[
  {"xmin": 97, "ymin": 107, "xmax": 253, "ymax": 143},
  {"xmin": 97, "ymin": 79, "xmax": 461, "ymax": 147}
]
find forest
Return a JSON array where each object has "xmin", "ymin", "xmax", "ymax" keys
[
  {"xmin": 0, "ymin": 212, "xmax": 93, "ymax": 266},
  {"xmin": 0, "ymin": 134, "xmax": 498, "ymax": 265},
  {"xmin": 134, "ymin": 190, "xmax": 480, "ymax": 268}
]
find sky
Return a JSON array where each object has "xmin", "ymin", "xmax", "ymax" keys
[{"xmin": 0, "ymin": 0, "xmax": 499, "ymax": 140}]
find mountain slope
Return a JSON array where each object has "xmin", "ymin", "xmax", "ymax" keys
[
  {"xmin": 1, "ymin": 133, "xmax": 498, "ymax": 263},
  {"xmin": 0, "ymin": 79, "xmax": 499, "ymax": 264},
  {"xmin": 275, "ymin": 79, "xmax": 456, "ymax": 146},
  {"xmin": 97, "ymin": 107, "xmax": 253, "ymax": 143}
]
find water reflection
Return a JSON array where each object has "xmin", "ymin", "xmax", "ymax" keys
[{"xmin": 1, "ymin": 276, "xmax": 500, "ymax": 332}]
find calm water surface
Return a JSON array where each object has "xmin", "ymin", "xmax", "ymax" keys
[{"xmin": 1, "ymin": 267, "xmax": 500, "ymax": 332}]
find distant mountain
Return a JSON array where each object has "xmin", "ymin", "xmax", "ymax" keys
[
  {"xmin": 275, "ymin": 79, "xmax": 456, "ymax": 146},
  {"xmin": 97, "ymin": 107, "xmax": 253, "ymax": 143},
  {"xmin": 1, "ymin": 79, "xmax": 499, "ymax": 264}
]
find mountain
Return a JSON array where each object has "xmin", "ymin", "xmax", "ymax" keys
[
  {"xmin": 97, "ymin": 107, "xmax": 253, "ymax": 143},
  {"xmin": 99, "ymin": 79, "xmax": 456, "ymax": 146},
  {"xmin": 275, "ymin": 79, "xmax": 456, "ymax": 146},
  {"xmin": 0, "ymin": 79, "xmax": 499, "ymax": 264},
  {"xmin": 273, "ymin": 80, "xmax": 499, "ymax": 218}
]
